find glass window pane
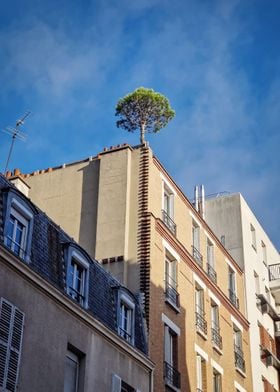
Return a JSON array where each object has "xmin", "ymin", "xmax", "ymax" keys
[{"xmin": 64, "ymin": 355, "xmax": 78, "ymax": 392}]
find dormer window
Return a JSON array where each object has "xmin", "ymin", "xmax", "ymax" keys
[
  {"xmin": 117, "ymin": 291, "xmax": 135, "ymax": 344},
  {"xmin": 66, "ymin": 247, "xmax": 90, "ymax": 308},
  {"xmin": 3, "ymin": 193, "xmax": 34, "ymax": 262}
]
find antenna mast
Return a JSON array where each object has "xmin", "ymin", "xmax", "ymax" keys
[{"xmin": 2, "ymin": 111, "xmax": 31, "ymax": 173}]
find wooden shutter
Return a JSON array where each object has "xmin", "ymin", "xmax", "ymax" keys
[{"xmin": 0, "ymin": 298, "xmax": 24, "ymax": 392}]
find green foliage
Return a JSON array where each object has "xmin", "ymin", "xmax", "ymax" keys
[{"xmin": 115, "ymin": 87, "xmax": 175, "ymax": 143}]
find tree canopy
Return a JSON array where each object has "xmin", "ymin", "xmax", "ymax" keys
[{"xmin": 115, "ymin": 87, "xmax": 175, "ymax": 144}]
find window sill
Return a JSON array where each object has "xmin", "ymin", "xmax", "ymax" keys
[
  {"xmin": 165, "ymin": 298, "xmax": 180, "ymax": 313},
  {"xmin": 196, "ymin": 328, "xmax": 207, "ymax": 341},
  {"xmin": 212, "ymin": 344, "xmax": 223, "ymax": 355},
  {"xmin": 235, "ymin": 367, "xmax": 246, "ymax": 378}
]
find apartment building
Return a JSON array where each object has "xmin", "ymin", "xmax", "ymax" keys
[
  {"xmin": 0, "ymin": 174, "xmax": 154, "ymax": 392},
  {"xmin": 10, "ymin": 143, "xmax": 254, "ymax": 391},
  {"xmin": 205, "ymin": 193, "xmax": 280, "ymax": 392}
]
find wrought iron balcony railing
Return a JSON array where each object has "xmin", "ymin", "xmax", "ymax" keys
[
  {"xmin": 192, "ymin": 245, "xmax": 203, "ymax": 267},
  {"xmin": 165, "ymin": 277, "xmax": 180, "ymax": 309},
  {"xmin": 4, "ymin": 235, "xmax": 28, "ymax": 260},
  {"xmin": 118, "ymin": 326, "xmax": 132, "ymax": 343},
  {"xmin": 234, "ymin": 345, "xmax": 245, "ymax": 372},
  {"xmin": 211, "ymin": 325, "xmax": 223, "ymax": 350},
  {"xmin": 195, "ymin": 306, "xmax": 207, "ymax": 335},
  {"xmin": 162, "ymin": 209, "xmax": 177, "ymax": 236},
  {"xmin": 229, "ymin": 289, "xmax": 239, "ymax": 309},
  {"xmin": 269, "ymin": 264, "xmax": 280, "ymax": 281},
  {"xmin": 164, "ymin": 361, "xmax": 181, "ymax": 389},
  {"xmin": 207, "ymin": 263, "xmax": 217, "ymax": 284}
]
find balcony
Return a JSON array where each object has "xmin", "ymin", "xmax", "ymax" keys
[
  {"xmin": 269, "ymin": 263, "xmax": 280, "ymax": 304},
  {"xmin": 162, "ymin": 209, "xmax": 177, "ymax": 236},
  {"xmin": 165, "ymin": 278, "xmax": 180, "ymax": 310},
  {"xmin": 256, "ymin": 294, "xmax": 280, "ymax": 321},
  {"xmin": 261, "ymin": 347, "xmax": 280, "ymax": 370},
  {"xmin": 207, "ymin": 263, "xmax": 217, "ymax": 284},
  {"xmin": 229, "ymin": 289, "xmax": 239, "ymax": 310},
  {"xmin": 196, "ymin": 307, "xmax": 207, "ymax": 336},
  {"xmin": 164, "ymin": 361, "xmax": 181, "ymax": 389},
  {"xmin": 234, "ymin": 345, "xmax": 245, "ymax": 373},
  {"xmin": 211, "ymin": 325, "xmax": 223, "ymax": 350},
  {"xmin": 192, "ymin": 246, "xmax": 203, "ymax": 268}
]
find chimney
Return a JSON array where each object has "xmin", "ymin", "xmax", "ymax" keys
[{"xmin": 9, "ymin": 169, "xmax": 30, "ymax": 197}]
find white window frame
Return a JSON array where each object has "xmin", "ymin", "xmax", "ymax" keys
[
  {"xmin": 250, "ymin": 224, "xmax": 257, "ymax": 250},
  {"xmin": 207, "ymin": 238, "xmax": 215, "ymax": 268},
  {"xmin": 66, "ymin": 248, "xmax": 90, "ymax": 309},
  {"xmin": 192, "ymin": 220, "xmax": 200, "ymax": 252},
  {"xmin": 4, "ymin": 196, "xmax": 33, "ymax": 262},
  {"xmin": 118, "ymin": 293, "xmax": 135, "ymax": 344}
]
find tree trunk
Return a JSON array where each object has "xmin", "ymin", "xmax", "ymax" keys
[{"xmin": 140, "ymin": 123, "xmax": 145, "ymax": 144}]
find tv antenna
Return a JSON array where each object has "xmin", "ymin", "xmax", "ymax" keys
[{"xmin": 2, "ymin": 111, "xmax": 31, "ymax": 173}]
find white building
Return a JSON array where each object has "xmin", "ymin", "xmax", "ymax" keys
[{"xmin": 205, "ymin": 192, "xmax": 280, "ymax": 392}]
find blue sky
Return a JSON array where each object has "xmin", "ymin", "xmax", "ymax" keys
[{"xmin": 0, "ymin": 0, "xmax": 279, "ymax": 250}]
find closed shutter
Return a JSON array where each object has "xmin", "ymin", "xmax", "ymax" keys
[{"xmin": 0, "ymin": 298, "xmax": 24, "ymax": 392}]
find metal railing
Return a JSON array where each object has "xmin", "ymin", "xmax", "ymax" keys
[
  {"xmin": 207, "ymin": 263, "xmax": 217, "ymax": 284},
  {"xmin": 164, "ymin": 361, "xmax": 181, "ymax": 389},
  {"xmin": 4, "ymin": 236, "xmax": 27, "ymax": 260},
  {"xmin": 68, "ymin": 286, "xmax": 85, "ymax": 306},
  {"xmin": 269, "ymin": 264, "xmax": 280, "ymax": 281},
  {"xmin": 234, "ymin": 345, "xmax": 245, "ymax": 372},
  {"xmin": 195, "ymin": 306, "xmax": 207, "ymax": 335},
  {"xmin": 162, "ymin": 209, "xmax": 177, "ymax": 236},
  {"xmin": 192, "ymin": 245, "xmax": 203, "ymax": 267},
  {"xmin": 118, "ymin": 326, "xmax": 132, "ymax": 343},
  {"xmin": 211, "ymin": 325, "xmax": 223, "ymax": 350},
  {"xmin": 229, "ymin": 289, "xmax": 239, "ymax": 309},
  {"xmin": 165, "ymin": 277, "xmax": 180, "ymax": 308}
]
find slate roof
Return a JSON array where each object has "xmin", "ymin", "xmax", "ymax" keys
[{"xmin": 0, "ymin": 174, "xmax": 147, "ymax": 354}]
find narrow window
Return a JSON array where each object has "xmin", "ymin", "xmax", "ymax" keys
[
  {"xmin": 250, "ymin": 224, "xmax": 257, "ymax": 250},
  {"xmin": 0, "ymin": 298, "xmax": 25, "ymax": 392},
  {"xmin": 213, "ymin": 369, "xmax": 222, "ymax": 392},
  {"xmin": 162, "ymin": 183, "xmax": 176, "ymax": 235},
  {"xmin": 165, "ymin": 252, "xmax": 179, "ymax": 308},
  {"xmin": 64, "ymin": 350, "xmax": 79, "ymax": 392},
  {"xmin": 233, "ymin": 326, "xmax": 245, "ymax": 372},
  {"xmin": 196, "ymin": 354, "xmax": 206, "ymax": 392},
  {"xmin": 68, "ymin": 258, "xmax": 87, "ymax": 306},
  {"xmin": 211, "ymin": 302, "xmax": 222, "ymax": 350},
  {"xmin": 111, "ymin": 375, "xmax": 138, "ymax": 392},
  {"xmin": 261, "ymin": 241, "xmax": 267, "ymax": 265},
  {"xmin": 164, "ymin": 325, "xmax": 180, "ymax": 389},
  {"xmin": 192, "ymin": 221, "xmax": 202, "ymax": 266},
  {"xmin": 195, "ymin": 286, "xmax": 207, "ymax": 335},
  {"xmin": 119, "ymin": 301, "xmax": 133, "ymax": 342},
  {"xmin": 254, "ymin": 271, "xmax": 260, "ymax": 295},
  {"xmin": 207, "ymin": 239, "xmax": 216, "ymax": 283},
  {"xmin": 228, "ymin": 267, "xmax": 239, "ymax": 309}
]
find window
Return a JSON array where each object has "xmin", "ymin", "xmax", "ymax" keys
[
  {"xmin": 207, "ymin": 239, "xmax": 216, "ymax": 283},
  {"xmin": 64, "ymin": 350, "xmax": 79, "ymax": 392},
  {"xmin": 192, "ymin": 221, "xmax": 202, "ymax": 266},
  {"xmin": 261, "ymin": 241, "xmax": 267, "ymax": 265},
  {"xmin": 233, "ymin": 326, "xmax": 245, "ymax": 373},
  {"xmin": 228, "ymin": 266, "xmax": 239, "ymax": 309},
  {"xmin": 162, "ymin": 183, "xmax": 176, "ymax": 235},
  {"xmin": 195, "ymin": 285, "xmax": 207, "ymax": 336},
  {"xmin": 211, "ymin": 302, "xmax": 222, "ymax": 350},
  {"xmin": 196, "ymin": 354, "xmax": 206, "ymax": 392},
  {"xmin": 164, "ymin": 325, "xmax": 180, "ymax": 389},
  {"xmin": 250, "ymin": 224, "xmax": 257, "ymax": 250},
  {"xmin": 254, "ymin": 271, "xmax": 260, "ymax": 295},
  {"xmin": 117, "ymin": 291, "xmax": 135, "ymax": 344},
  {"xmin": 111, "ymin": 374, "xmax": 139, "ymax": 392},
  {"xmin": 66, "ymin": 247, "xmax": 90, "ymax": 308},
  {"xmin": 0, "ymin": 298, "xmax": 25, "ymax": 392},
  {"xmin": 213, "ymin": 369, "xmax": 222, "ymax": 392},
  {"xmin": 165, "ymin": 252, "xmax": 179, "ymax": 309},
  {"xmin": 3, "ymin": 195, "xmax": 34, "ymax": 262}
]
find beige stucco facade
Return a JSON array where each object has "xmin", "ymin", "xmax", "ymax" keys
[{"xmin": 18, "ymin": 143, "xmax": 254, "ymax": 391}]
